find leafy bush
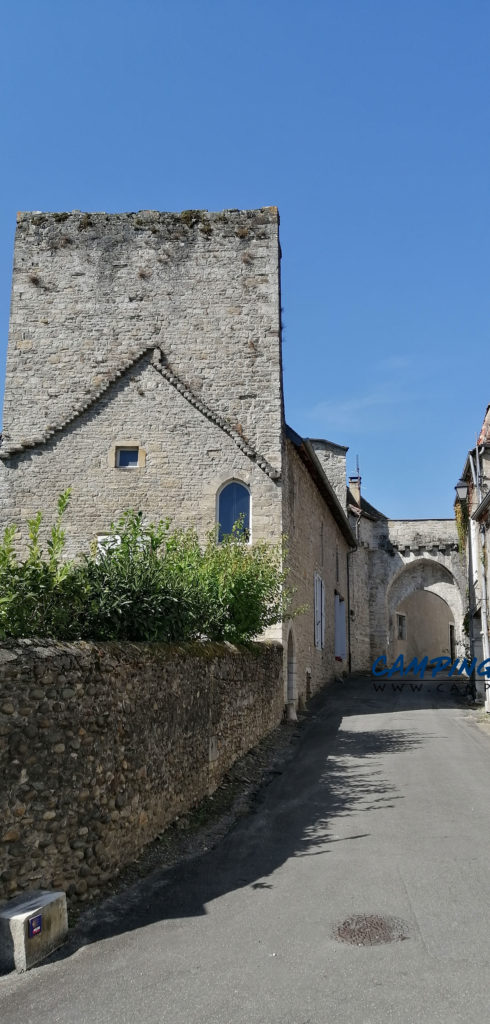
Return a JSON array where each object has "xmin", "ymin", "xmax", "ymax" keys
[
  {"xmin": 76, "ymin": 513, "xmax": 184, "ymax": 642},
  {"xmin": 196, "ymin": 526, "xmax": 288, "ymax": 641},
  {"xmin": 0, "ymin": 494, "xmax": 291, "ymax": 643},
  {"xmin": 0, "ymin": 490, "xmax": 78, "ymax": 640}
]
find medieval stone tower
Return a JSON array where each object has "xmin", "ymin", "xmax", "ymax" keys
[{"xmin": 0, "ymin": 208, "xmax": 284, "ymax": 555}]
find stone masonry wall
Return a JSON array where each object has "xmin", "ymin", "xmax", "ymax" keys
[
  {"xmin": 3, "ymin": 209, "xmax": 283, "ymax": 468},
  {"xmin": 309, "ymin": 440, "xmax": 348, "ymax": 511},
  {"xmin": 368, "ymin": 519, "xmax": 465, "ymax": 662},
  {"xmin": 0, "ymin": 356, "xmax": 281, "ymax": 558},
  {"xmin": 347, "ymin": 515, "xmax": 374, "ymax": 673},
  {"xmin": 0, "ymin": 640, "xmax": 283, "ymax": 905},
  {"xmin": 282, "ymin": 441, "xmax": 350, "ymax": 699},
  {"xmin": 1, "ymin": 209, "xmax": 284, "ymax": 564}
]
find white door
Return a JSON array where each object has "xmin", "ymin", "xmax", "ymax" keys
[{"xmin": 335, "ymin": 594, "xmax": 346, "ymax": 661}]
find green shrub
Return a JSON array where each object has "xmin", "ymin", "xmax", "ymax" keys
[
  {"xmin": 0, "ymin": 496, "xmax": 292, "ymax": 643},
  {"xmin": 0, "ymin": 490, "xmax": 79, "ymax": 640},
  {"xmin": 196, "ymin": 525, "xmax": 287, "ymax": 642}
]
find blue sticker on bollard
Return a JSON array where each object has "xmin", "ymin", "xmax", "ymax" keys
[{"xmin": 28, "ymin": 914, "xmax": 42, "ymax": 938}]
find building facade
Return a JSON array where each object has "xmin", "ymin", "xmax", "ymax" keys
[
  {"xmin": 455, "ymin": 406, "xmax": 490, "ymax": 700},
  {"xmin": 346, "ymin": 486, "xmax": 465, "ymax": 674},
  {"xmin": 0, "ymin": 207, "xmax": 356, "ymax": 704}
]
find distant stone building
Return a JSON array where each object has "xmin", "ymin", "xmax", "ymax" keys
[
  {"xmin": 347, "ymin": 485, "xmax": 465, "ymax": 673},
  {"xmin": 0, "ymin": 208, "xmax": 356, "ymax": 704},
  {"xmin": 0, "ymin": 206, "xmax": 467, "ymax": 695},
  {"xmin": 302, "ymin": 442, "xmax": 465, "ymax": 674},
  {"xmin": 455, "ymin": 406, "xmax": 490, "ymax": 698}
]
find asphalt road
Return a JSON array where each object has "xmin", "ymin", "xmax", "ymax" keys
[{"xmin": 2, "ymin": 676, "xmax": 490, "ymax": 1024}]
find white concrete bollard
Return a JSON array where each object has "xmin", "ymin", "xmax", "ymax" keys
[
  {"xmin": 0, "ymin": 890, "xmax": 68, "ymax": 973},
  {"xmin": 286, "ymin": 699, "xmax": 297, "ymax": 722}
]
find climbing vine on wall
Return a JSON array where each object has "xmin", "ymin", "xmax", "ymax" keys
[{"xmin": 455, "ymin": 500, "xmax": 469, "ymax": 554}]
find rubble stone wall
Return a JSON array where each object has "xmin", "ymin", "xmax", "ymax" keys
[
  {"xmin": 282, "ymin": 441, "xmax": 351, "ymax": 699},
  {"xmin": 0, "ymin": 640, "xmax": 283, "ymax": 905},
  {"xmin": 347, "ymin": 517, "xmax": 373, "ymax": 673}
]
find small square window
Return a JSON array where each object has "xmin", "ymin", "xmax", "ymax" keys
[
  {"xmin": 108, "ymin": 443, "xmax": 146, "ymax": 470},
  {"xmin": 116, "ymin": 447, "xmax": 139, "ymax": 468}
]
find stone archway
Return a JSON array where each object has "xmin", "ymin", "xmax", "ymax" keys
[
  {"xmin": 391, "ymin": 590, "xmax": 455, "ymax": 663},
  {"xmin": 386, "ymin": 558, "xmax": 465, "ymax": 663}
]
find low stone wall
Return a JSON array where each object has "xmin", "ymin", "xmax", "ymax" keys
[{"xmin": 0, "ymin": 640, "xmax": 283, "ymax": 904}]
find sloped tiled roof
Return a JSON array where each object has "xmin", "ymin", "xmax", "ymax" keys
[{"xmin": 285, "ymin": 425, "xmax": 356, "ymax": 547}]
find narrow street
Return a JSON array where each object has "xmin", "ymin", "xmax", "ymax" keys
[{"xmin": 2, "ymin": 677, "xmax": 490, "ymax": 1024}]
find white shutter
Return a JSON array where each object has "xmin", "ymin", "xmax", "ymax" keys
[
  {"xmin": 314, "ymin": 574, "xmax": 320, "ymax": 648},
  {"xmin": 335, "ymin": 594, "xmax": 347, "ymax": 660}
]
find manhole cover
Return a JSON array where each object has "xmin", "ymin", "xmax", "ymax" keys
[{"xmin": 335, "ymin": 914, "xmax": 408, "ymax": 946}]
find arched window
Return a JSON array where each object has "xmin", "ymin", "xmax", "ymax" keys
[{"xmin": 217, "ymin": 481, "xmax": 250, "ymax": 542}]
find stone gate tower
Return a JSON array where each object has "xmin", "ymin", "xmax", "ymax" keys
[{"xmin": 0, "ymin": 208, "xmax": 284, "ymax": 554}]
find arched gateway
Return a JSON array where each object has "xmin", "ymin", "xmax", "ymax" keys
[
  {"xmin": 386, "ymin": 558, "xmax": 464, "ymax": 664},
  {"xmin": 366, "ymin": 519, "xmax": 467, "ymax": 667}
]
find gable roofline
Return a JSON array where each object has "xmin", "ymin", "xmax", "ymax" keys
[
  {"xmin": 0, "ymin": 346, "xmax": 281, "ymax": 480},
  {"xmin": 459, "ymin": 438, "xmax": 490, "ymax": 484},
  {"xmin": 472, "ymin": 489, "xmax": 490, "ymax": 522},
  {"xmin": 347, "ymin": 488, "xmax": 387, "ymax": 522},
  {"xmin": 0, "ymin": 345, "xmax": 156, "ymax": 459},
  {"xmin": 151, "ymin": 350, "xmax": 280, "ymax": 479},
  {"xmin": 285, "ymin": 425, "xmax": 356, "ymax": 548},
  {"xmin": 308, "ymin": 437, "xmax": 349, "ymax": 454}
]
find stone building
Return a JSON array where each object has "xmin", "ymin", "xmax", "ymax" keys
[
  {"xmin": 345, "ymin": 475, "xmax": 465, "ymax": 674},
  {"xmin": 303, "ymin": 440, "xmax": 466, "ymax": 675},
  {"xmin": 0, "ymin": 206, "xmax": 467, "ymax": 693},
  {"xmin": 455, "ymin": 406, "xmax": 490, "ymax": 699},
  {"xmin": 0, "ymin": 207, "xmax": 356, "ymax": 704}
]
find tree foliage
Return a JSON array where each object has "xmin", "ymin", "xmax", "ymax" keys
[{"xmin": 0, "ymin": 492, "xmax": 291, "ymax": 643}]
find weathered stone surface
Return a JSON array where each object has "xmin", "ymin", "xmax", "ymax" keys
[
  {"xmin": 0, "ymin": 209, "xmax": 283, "ymax": 566},
  {"xmin": 0, "ymin": 640, "xmax": 283, "ymax": 904},
  {"xmin": 0, "ymin": 204, "xmax": 359, "ymax": 710},
  {"xmin": 347, "ymin": 508, "xmax": 464, "ymax": 670},
  {"xmin": 283, "ymin": 441, "xmax": 351, "ymax": 696}
]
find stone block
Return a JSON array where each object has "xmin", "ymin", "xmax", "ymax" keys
[{"xmin": 0, "ymin": 889, "xmax": 67, "ymax": 972}]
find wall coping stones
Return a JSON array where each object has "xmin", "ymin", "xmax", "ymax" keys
[{"xmin": 0, "ymin": 638, "xmax": 282, "ymax": 660}]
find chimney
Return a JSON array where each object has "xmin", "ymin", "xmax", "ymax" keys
[{"xmin": 349, "ymin": 475, "xmax": 361, "ymax": 506}]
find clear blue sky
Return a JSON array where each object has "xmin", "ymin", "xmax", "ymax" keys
[{"xmin": 1, "ymin": 0, "xmax": 488, "ymax": 518}]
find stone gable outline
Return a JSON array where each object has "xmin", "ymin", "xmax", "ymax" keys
[{"xmin": 0, "ymin": 345, "xmax": 281, "ymax": 480}]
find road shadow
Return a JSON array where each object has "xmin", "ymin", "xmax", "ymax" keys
[{"xmin": 43, "ymin": 676, "xmax": 428, "ymax": 963}]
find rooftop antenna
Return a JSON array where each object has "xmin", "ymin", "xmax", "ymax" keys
[{"xmin": 356, "ymin": 454, "xmax": 360, "ymax": 479}]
